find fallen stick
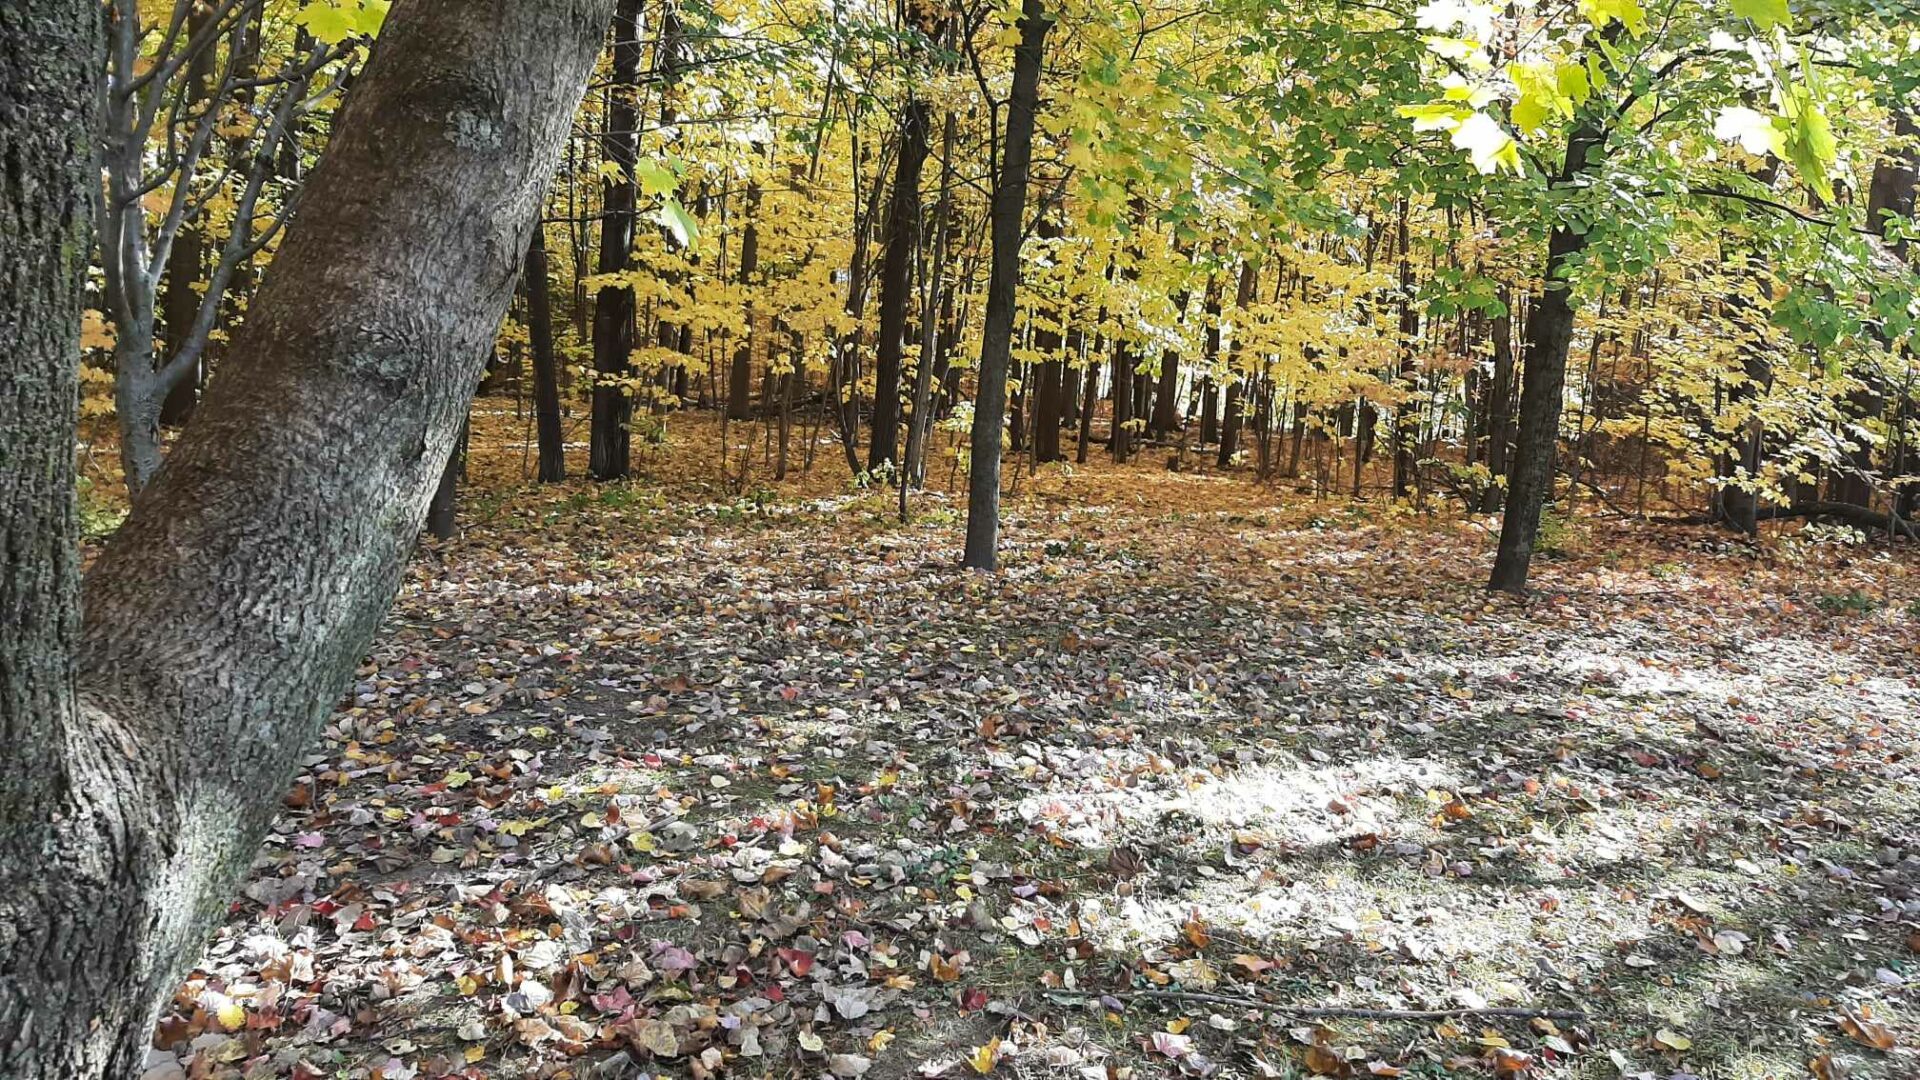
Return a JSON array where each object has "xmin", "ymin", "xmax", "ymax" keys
[{"xmin": 1045, "ymin": 988, "xmax": 1586, "ymax": 1023}]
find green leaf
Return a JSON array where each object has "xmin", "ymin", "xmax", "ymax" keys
[
  {"xmin": 295, "ymin": 3, "xmax": 358, "ymax": 44},
  {"xmin": 658, "ymin": 198, "xmax": 699, "ymax": 247},
  {"xmin": 1728, "ymin": 0, "xmax": 1791, "ymax": 30},
  {"xmin": 1780, "ymin": 89, "xmax": 1837, "ymax": 203},
  {"xmin": 634, "ymin": 157, "xmax": 679, "ymax": 197}
]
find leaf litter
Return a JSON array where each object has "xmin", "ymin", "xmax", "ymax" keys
[{"xmin": 148, "ymin": 417, "xmax": 1920, "ymax": 1080}]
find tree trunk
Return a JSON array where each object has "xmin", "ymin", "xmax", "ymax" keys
[
  {"xmin": 1215, "ymin": 260, "xmax": 1256, "ymax": 468},
  {"xmin": 1391, "ymin": 198, "xmax": 1418, "ymax": 500},
  {"xmin": 870, "ymin": 100, "xmax": 929, "ymax": 473},
  {"xmin": 0, "ymin": 4, "xmax": 608, "ymax": 1077},
  {"xmin": 1489, "ymin": 222, "xmax": 1588, "ymax": 590},
  {"xmin": 727, "ymin": 181, "xmax": 762, "ymax": 420},
  {"xmin": 1, "ymin": 0, "xmax": 100, "ymax": 1065},
  {"xmin": 1480, "ymin": 287, "xmax": 1516, "ymax": 510},
  {"xmin": 427, "ymin": 417, "xmax": 470, "ymax": 540},
  {"xmin": 158, "ymin": 1, "xmax": 217, "ymax": 427},
  {"xmin": 589, "ymin": 0, "xmax": 644, "ymax": 480},
  {"xmin": 1076, "ymin": 342, "xmax": 1098, "ymax": 464},
  {"xmin": 526, "ymin": 225, "xmax": 566, "ymax": 482},
  {"xmin": 903, "ymin": 111, "xmax": 956, "ymax": 499},
  {"xmin": 962, "ymin": 0, "xmax": 1050, "ymax": 570}
]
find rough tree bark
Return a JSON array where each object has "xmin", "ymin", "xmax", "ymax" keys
[
  {"xmin": 0, "ymin": 3, "xmax": 610, "ymax": 1077},
  {"xmin": 589, "ymin": 0, "xmax": 644, "ymax": 480},
  {"xmin": 962, "ymin": 0, "xmax": 1051, "ymax": 570}
]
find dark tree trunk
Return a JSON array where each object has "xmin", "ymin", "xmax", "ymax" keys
[
  {"xmin": 526, "ymin": 225, "xmax": 566, "ymax": 482},
  {"xmin": 1152, "ymin": 345, "xmax": 1181, "ymax": 435},
  {"xmin": 427, "ymin": 417, "xmax": 470, "ymax": 540},
  {"xmin": 1391, "ymin": 199, "xmax": 1418, "ymax": 500},
  {"xmin": 1033, "ymin": 226, "xmax": 1065, "ymax": 467},
  {"xmin": 904, "ymin": 111, "xmax": 956, "ymax": 496},
  {"xmin": 1287, "ymin": 395, "xmax": 1307, "ymax": 477},
  {"xmin": 0, "ymin": 4, "xmax": 608, "ymax": 1077},
  {"xmin": 1062, "ymin": 346, "xmax": 1082, "ymax": 428},
  {"xmin": 1010, "ymin": 359, "xmax": 1029, "ymax": 453},
  {"xmin": 870, "ymin": 100, "xmax": 929, "ymax": 472},
  {"xmin": 1110, "ymin": 337, "xmax": 1134, "ymax": 462},
  {"xmin": 1215, "ymin": 260, "xmax": 1255, "ymax": 468},
  {"xmin": 1076, "ymin": 342, "xmax": 1098, "ymax": 464},
  {"xmin": 1200, "ymin": 378, "xmax": 1218, "ymax": 444},
  {"xmin": 589, "ymin": 0, "xmax": 644, "ymax": 480},
  {"xmin": 962, "ymin": 0, "xmax": 1050, "ymax": 569},
  {"xmin": 1035, "ymin": 358, "xmax": 1064, "ymax": 463},
  {"xmin": 1490, "ymin": 227, "xmax": 1587, "ymax": 589},
  {"xmin": 727, "ymin": 182, "xmax": 762, "ymax": 420},
  {"xmin": 158, "ymin": 4, "xmax": 217, "ymax": 427},
  {"xmin": 1490, "ymin": 105, "xmax": 1610, "ymax": 591}
]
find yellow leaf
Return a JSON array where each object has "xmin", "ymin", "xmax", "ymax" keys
[
  {"xmin": 1654, "ymin": 1028, "xmax": 1692, "ymax": 1051},
  {"xmin": 967, "ymin": 1038, "xmax": 1002, "ymax": 1074}
]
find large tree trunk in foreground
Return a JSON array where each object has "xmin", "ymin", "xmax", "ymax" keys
[
  {"xmin": 589, "ymin": 0, "xmax": 644, "ymax": 480},
  {"xmin": 1, "ymin": 2, "xmax": 100, "ymax": 1068},
  {"xmin": 962, "ymin": 0, "xmax": 1051, "ymax": 570},
  {"xmin": 0, "ymin": 3, "xmax": 609, "ymax": 1077}
]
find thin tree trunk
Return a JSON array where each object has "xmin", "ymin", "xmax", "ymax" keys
[
  {"xmin": 962, "ymin": 0, "xmax": 1050, "ymax": 570},
  {"xmin": 526, "ymin": 225, "xmax": 566, "ymax": 482},
  {"xmin": 158, "ymin": 2, "xmax": 219, "ymax": 427},
  {"xmin": 903, "ymin": 110, "xmax": 956, "ymax": 504},
  {"xmin": 1216, "ymin": 260, "xmax": 1256, "ymax": 468},
  {"xmin": 1489, "ymin": 127, "xmax": 1601, "ymax": 590},
  {"xmin": 0, "ymin": 4, "xmax": 606, "ymax": 1077},
  {"xmin": 727, "ymin": 182, "xmax": 761, "ymax": 419}
]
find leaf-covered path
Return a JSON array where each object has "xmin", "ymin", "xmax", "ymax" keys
[{"xmin": 156, "ymin": 446, "xmax": 1920, "ymax": 1080}]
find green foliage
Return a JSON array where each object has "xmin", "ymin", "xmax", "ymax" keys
[{"xmin": 1815, "ymin": 589, "xmax": 1881, "ymax": 615}]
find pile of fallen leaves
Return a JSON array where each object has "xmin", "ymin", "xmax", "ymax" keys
[{"xmin": 145, "ymin": 413, "xmax": 1920, "ymax": 1080}]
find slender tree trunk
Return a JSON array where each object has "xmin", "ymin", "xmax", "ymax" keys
[
  {"xmin": 1481, "ymin": 287, "xmax": 1517, "ymax": 510},
  {"xmin": 526, "ymin": 225, "xmax": 566, "ymax": 482},
  {"xmin": 962, "ymin": 0, "xmax": 1050, "ymax": 569},
  {"xmin": 158, "ymin": 2, "xmax": 219, "ymax": 428},
  {"xmin": 903, "ymin": 110, "xmax": 956, "ymax": 500},
  {"xmin": 1076, "ymin": 343, "xmax": 1098, "ymax": 463},
  {"xmin": 1392, "ymin": 198, "xmax": 1418, "ymax": 499},
  {"xmin": 1216, "ymin": 260, "xmax": 1255, "ymax": 468},
  {"xmin": 1490, "ymin": 227, "xmax": 1588, "ymax": 587},
  {"xmin": 0, "ymin": 4, "xmax": 606, "ymax": 1077},
  {"xmin": 1490, "ymin": 106, "xmax": 1612, "ymax": 590},
  {"xmin": 870, "ymin": 100, "xmax": 929, "ymax": 473},
  {"xmin": 588, "ymin": 0, "xmax": 644, "ymax": 480},
  {"xmin": 1033, "ymin": 223, "xmax": 1065, "ymax": 466},
  {"xmin": 726, "ymin": 181, "xmax": 762, "ymax": 420}
]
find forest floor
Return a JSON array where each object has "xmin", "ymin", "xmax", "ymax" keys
[{"xmin": 148, "ymin": 407, "xmax": 1920, "ymax": 1080}]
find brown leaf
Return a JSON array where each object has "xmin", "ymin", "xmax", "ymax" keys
[{"xmin": 1839, "ymin": 1008, "xmax": 1896, "ymax": 1051}]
